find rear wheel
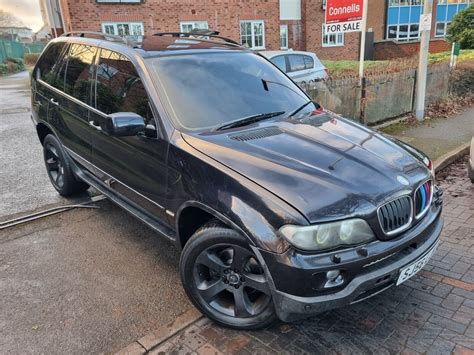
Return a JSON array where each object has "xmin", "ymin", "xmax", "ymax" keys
[
  {"xmin": 43, "ymin": 134, "xmax": 89, "ymax": 196},
  {"xmin": 180, "ymin": 221, "xmax": 276, "ymax": 330}
]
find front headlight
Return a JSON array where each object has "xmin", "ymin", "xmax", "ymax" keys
[{"xmin": 279, "ymin": 219, "xmax": 375, "ymax": 251}]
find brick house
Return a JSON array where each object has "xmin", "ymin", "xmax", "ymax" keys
[{"xmin": 45, "ymin": 0, "xmax": 470, "ymax": 61}]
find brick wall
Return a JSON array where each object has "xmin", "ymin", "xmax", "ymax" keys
[
  {"xmin": 367, "ymin": 0, "xmax": 386, "ymax": 42},
  {"xmin": 281, "ymin": 20, "xmax": 305, "ymax": 51},
  {"xmin": 304, "ymin": 0, "xmax": 360, "ymax": 60},
  {"xmin": 373, "ymin": 39, "xmax": 451, "ymax": 60},
  {"xmin": 64, "ymin": 0, "xmax": 280, "ymax": 51}
]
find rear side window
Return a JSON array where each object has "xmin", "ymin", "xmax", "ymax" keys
[
  {"xmin": 303, "ymin": 55, "xmax": 314, "ymax": 69},
  {"xmin": 64, "ymin": 44, "xmax": 97, "ymax": 104},
  {"xmin": 271, "ymin": 56, "xmax": 287, "ymax": 72},
  {"xmin": 37, "ymin": 42, "xmax": 67, "ymax": 87},
  {"xmin": 94, "ymin": 49, "xmax": 154, "ymax": 124},
  {"xmin": 288, "ymin": 55, "xmax": 305, "ymax": 72}
]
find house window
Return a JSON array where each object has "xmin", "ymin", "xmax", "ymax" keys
[
  {"xmin": 322, "ymin": 25, "xmax": 344, "ymax": 47},
  {"xmin": 102, "ymin": 22, "xmax": 144, "ymax": 41},
  {"xmin": 280, "ymin": 25, "xmax": 288, "ymax": 49},
  {"xmin": 386, "ymin": 24, "xmax": 420, "ymax": 41},
  {"xmin": 240, "ymin": 20, "xmax": 265, "ymax": 50},
  {"xmin": 180, "ymin": 21, "xmax": 209, "ymax": 33},
  {"xmin": 435, "ymin": 21, "xmax": 451, "ymax": 37}
]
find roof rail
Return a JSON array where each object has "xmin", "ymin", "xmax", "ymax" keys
[
  {"xmin": 153, "ymin": 29, "xmax": 241, "ymax": 46},
  {"xmin": 61, "ymin": 31, "xmax": 136, "ymax": 47}
]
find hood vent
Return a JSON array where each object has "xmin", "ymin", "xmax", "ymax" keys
[{"xmin": 230, "ymin": 127, "xmax": 283, "ymax": 142}]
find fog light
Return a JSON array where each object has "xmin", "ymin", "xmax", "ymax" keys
[{"xmin": 325, "ymin": 270, "xmax": 344, "ymax": 288}]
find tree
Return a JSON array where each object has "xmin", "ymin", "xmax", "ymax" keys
[
  {"xmin": 0, "ymin": 9, "xmax": 24, "ymax": 27},
  {"xmin": 447, "ymin": 4, "xmax": 474, "ymax": 49}
]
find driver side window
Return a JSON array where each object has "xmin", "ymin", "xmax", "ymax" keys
[{"xmin": 94, "ymin": 49, "xmax": 155, "ymax": 129}]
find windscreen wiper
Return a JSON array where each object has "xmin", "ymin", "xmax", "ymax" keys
[
  {"xmin": 286, "ymin": 101, "xmax": 313, "ymax": 119},
  {"xmin": 213, "ymin": 111, "xmax": 285, "ymax": 132}
]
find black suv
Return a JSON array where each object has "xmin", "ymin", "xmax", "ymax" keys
[{"xmin": 31, "ymin": 32, "xmax": 443, "ymax": 330}]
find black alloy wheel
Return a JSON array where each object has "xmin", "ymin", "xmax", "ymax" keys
[
  {"xmin": 180, "ymin": 222, "xmax": 276, "ymax": 329},
  {"xmin": 42, "ymin": 134, "xmax": 89, "ymax": 196},
  {"xmin": 45, "ymin": 143, "xmax": 65, "ymax": 189},
  {"xmin": 194, "ymin": 244, "xmax": 272, "ymax": 318}
]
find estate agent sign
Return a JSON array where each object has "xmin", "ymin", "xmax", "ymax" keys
[{"xmin": 325, "ymin": 0, "xmax": 364, "ymax": 34}]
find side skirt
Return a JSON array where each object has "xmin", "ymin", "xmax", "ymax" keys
[{"xmin": 67, "ymin": 152, "xmax": 178, "ymax": 244}]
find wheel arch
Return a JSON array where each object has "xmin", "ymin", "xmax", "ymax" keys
[
  {"xmin": 176, "ymin": 201, "xmax": 255, "ymax": 250},
  {"xmin": 36, "ymin": 122, "xmax": 54, "ymax": 145}
]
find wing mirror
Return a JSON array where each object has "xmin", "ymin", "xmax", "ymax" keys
[{"xmin": 102, "ymin": 112, "xmax": 146, "ymax": 137}]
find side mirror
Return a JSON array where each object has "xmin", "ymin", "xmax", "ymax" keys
[{"xmin": 102, "ymin": 112, "xmax": 145, "ymax": 137}]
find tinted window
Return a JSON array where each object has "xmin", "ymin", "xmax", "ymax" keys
[
  {"xmin": 95, "ymin": 49, "xmax": 154, "ymax": 125},
  {"xmin": 148, "ymin": 52, "xmax": 309, "ymax": 131},
  {"xmin": 64, "ymin": 44, "xmax": 97, "ymax": 104},
  {"xmin": 37, "ymin": 42, "xmax": 68, "ymax": 89},
  {"xmin": 271, "ymin": 55, "xmax": 286, "ymax": 72},
  {"xmin": 288, "ymin": 55, "xmax": 305, "ymax": 72},
  {"xmin": 303, "ymin": 55, "xmax": 314, "ymax": 69}
]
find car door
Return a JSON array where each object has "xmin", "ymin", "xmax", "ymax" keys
[
  {"xmin": 44, "ymin": 42, "xmax": 97, "ymax": 166},
  {"xmin": 32, "ymin": 42, "xmax": 68, "ymax": 124},
  {"xmin": 89, "ymin": 48, "xmax": 169, "ymax": 222}
]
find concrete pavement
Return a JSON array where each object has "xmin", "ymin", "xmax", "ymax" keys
[
  {"xmin": 382, "ymin": 107, "xmax": 474, "ymax": 161},
  {"xmin": 0, "ymin": 199, "xmax": 192, "ymax": 354},
  {"xmin": 0, "ymin": 71, "xmax": 95, "ymax": 220}
]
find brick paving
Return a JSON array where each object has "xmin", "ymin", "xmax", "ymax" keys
[{"xmin": 151, "ymin": 157, "xmax": 474, "ymax": 355}]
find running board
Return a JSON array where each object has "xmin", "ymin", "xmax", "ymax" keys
[{"xmin": 71, "ymin": 163, "xmax": 177, "ymax": 243}]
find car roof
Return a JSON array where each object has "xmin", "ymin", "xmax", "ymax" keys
[
  {"xmin": 260, "ymin": 50, "xmax": 318, "ymax": 58},
  {"xmin": 137, "ymin": 35, "xmax": 249, "ymax": 57},
  {"xmin": 51, "ymin": 34, "xmax": 250, "ymax": 59}
]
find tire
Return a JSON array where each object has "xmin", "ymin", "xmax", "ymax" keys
[
  {"xmin": 468, "ymin": 162, "xmax": 474, "ymax": 183},
  {"xmin": 43, "ymin": 134, "xmax": 89, "ymax": 196},
  {"xmin": 180, "ymin": 221, "xmax": 277, "ymax": 330}
]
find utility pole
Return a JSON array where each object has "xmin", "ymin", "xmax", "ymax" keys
[
  {"xmin": 358, "ymin": 0, "xmax": 369, "ymax": 86},
  {"xmin": 415, "ymin": 0, "xmax": 433, "ymax": 121}
]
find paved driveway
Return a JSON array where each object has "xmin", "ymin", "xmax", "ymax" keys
[{"xmin": 149, "ymin": 157, "xmax": 474, "ymax": 355}]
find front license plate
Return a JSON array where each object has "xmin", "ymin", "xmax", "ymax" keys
[{"xmin": 396, "ymin": 242, "xmax": 438, "ymax": 286}]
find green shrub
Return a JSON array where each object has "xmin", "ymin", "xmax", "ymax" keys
[
  {"xmin": 24, "ymin": 53, "xmax": 41, "ymax": 66},
  {"xmin": 447, "ymin": 4, "xmax": 474, "ymax": 49},
  {"xmin": 4, "ymin": 57, "xmax": 25, "ymax": 71},
  {"xmin": 6, "ymin": 57, "xmax": 24, "ymax": 66},
  {"xmin": 0, "ymin": 64, "xmax": 7, "ymax": 76}
]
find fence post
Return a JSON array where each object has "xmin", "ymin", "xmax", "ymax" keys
[
  {"xmin": 411, "ymin": 68, "xmax": 417, "ymax": 113},
  {"xmin": 359, "ymin": 77, "xmax": 367, "ymax": 124}
]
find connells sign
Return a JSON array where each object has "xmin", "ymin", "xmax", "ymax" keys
[{"xmin": 325, "ymin": 0, "xmax": 364, "ymax": 34}]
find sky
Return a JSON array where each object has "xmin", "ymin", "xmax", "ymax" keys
[{"xmin": 0, "ymin": 0, "xmax": 43, "ymax": 31}]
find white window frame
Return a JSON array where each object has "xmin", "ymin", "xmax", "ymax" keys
[
  {"xmin": 280, "ymin": 25, "xmax": 288, "ymax": 50},
  {"xmin": 240, "ymin": 20, "xmax": 265, "ymax": 50},
  {"xmin": 386, "ymin": 23, "xmax": 420, "ymax": 41},
  {"xmin": 435, "ymin": 21, "xmax": 451, "ymax": 37},
  {"xmin": 322, "ymin": 25, "xmax": 344, "ymax": 47},
  {"xmin": 101, "ymin": 22, "xmax": 144, "ymax": 40},
  {"xmin": 179, "ymin": 21, "xmax": 209, "ymax": 33}
]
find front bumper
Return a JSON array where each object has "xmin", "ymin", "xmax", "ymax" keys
[{"xmin": 257, "ymin": 203, "xmax": 443, "ymax": 322}]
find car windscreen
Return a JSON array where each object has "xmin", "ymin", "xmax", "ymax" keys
[{"xmin": 147, "ymin": 52, "xmax": 310, "ymax": 131}]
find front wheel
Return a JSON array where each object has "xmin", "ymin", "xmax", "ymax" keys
[{"xmin": 180, "ymin": 221, "xmax": 277, "ymax": 330}]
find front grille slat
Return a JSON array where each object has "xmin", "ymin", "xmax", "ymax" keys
[
  {"xmin": 414, "ymin": 180, "xmax": 433, "ymax": 219},
  {"xmin": 378, "ymin": 196, "xmax": 413, "ymax": 235}
]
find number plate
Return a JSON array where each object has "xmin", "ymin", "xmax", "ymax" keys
[{"xmin": 396, "ymin": 242, "xmax": 438, "ymax": 286}]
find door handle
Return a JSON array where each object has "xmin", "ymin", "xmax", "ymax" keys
[
  {"xmin": 89, "ymin": 120, "xmax": 102, "ymax": 130},
  {"xmin": 49, "ymin": 98, "xmax": 59, "ymax": 106}
]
